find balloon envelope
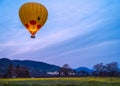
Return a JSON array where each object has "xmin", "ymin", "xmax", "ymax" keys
[{"xmin": 19, "ymin": 2, "xmax": 48, "ymax": 38}]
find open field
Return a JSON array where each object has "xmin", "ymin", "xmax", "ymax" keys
[{"xmin": 0, "ymin": 77, "xmax": 120, "ymax": 86}]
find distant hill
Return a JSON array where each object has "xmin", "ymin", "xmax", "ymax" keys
[
  {"xmin": 75, "ymin": 67, "xmax": 93, "ymax": 73},
  {"xmin": 0, "ymin": 58, "xmax": 60, "ymax": 77}
]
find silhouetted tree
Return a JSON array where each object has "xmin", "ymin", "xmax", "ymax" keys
[
  {"xmin": 7, "ymin": 64, "xmax": 15, "ymax": 78},
  {"xmin": 16, "ymin": 65, "xmax": 29, "ymax": 78},
  {"xmin": 106, "ymin": 62, "xmax": 118, "ymax": 72},
  {"xmin": 59, "ymin": 64, "xmax": 73, "ymax": 77},
  {"xmin": 106, "ymin": 62, "xmax": 119, "ymax": 76},
  {"xmin": 93, "ymin": 62, "xmax": 119, "ymax": 77}
]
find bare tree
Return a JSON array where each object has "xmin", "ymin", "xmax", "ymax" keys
[
  {"xmin": 16, "ymin": 65, "xmax": 29, "ymax": 78},
  {"xmin": 93, "ymin": 63, "xmax": 106, "ymax": 72},
  {"xmin": 106, "ymin": 62, "xmax": 118, "ymax": 72},
  {"xmin": 7, "ymin": 64, "xmax": 16, "ymax": 78},
  {"xmin": 93, "ymin": 62, "xmax": 119, "ymax": 77},
  {"xmin": 59, "ymin": 64, "xmax": 73, "ymax": 77}
]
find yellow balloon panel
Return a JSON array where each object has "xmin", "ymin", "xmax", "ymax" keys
[{"xmin": 19, "ymin": 2, "xmax": 48, "ymax": 36}]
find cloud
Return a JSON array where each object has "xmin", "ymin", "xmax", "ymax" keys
[
  {"xmin": 43, "ymin": 40, "xmax": 120, "ymax": 68},
  {"xmin": 0, "ymin": 15, "xmax": 108, "ymax": 57}
]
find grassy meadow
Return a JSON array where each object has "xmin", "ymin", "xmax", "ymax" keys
[{"xmin": 0, "ymin": 77, "xmax": 120, "ymax": 86}]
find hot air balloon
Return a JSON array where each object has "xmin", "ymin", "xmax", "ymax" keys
[{"xmin": 19, "ymin": 2, "xmax": 48, "ymax": 38}]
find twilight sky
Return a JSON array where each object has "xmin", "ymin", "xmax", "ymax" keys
[{"xmin": 0, "ymin": 0, "xmax": 120, "ymax": 68}]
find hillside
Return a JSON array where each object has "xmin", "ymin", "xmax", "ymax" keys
[
  {"xmin": 0, "ymin": 58, "xmax": 60, "ymax": 77},
  {"xmin": 75, "ymin": 67, "xmax": 93, "ymax": 73}
]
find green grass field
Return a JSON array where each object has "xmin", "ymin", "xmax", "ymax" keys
[{"xmin": 0, "ymin": 77, "xmax": 120, "ymax": 86}]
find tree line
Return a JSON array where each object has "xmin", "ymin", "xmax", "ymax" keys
[
  {"xmin": 4, "ymin": 64, "xmax": 29, "ymax": 78},
  {"xmin": 1, "ymin": 62, "xmax": 120, "ymax": 78},
  {"xmin": 59, "ymin": 62, "xmax": 120, "ymax": 77},
  {"xmin": 93, "ymin": 62, "xmax": 120, "ymax": 77}
]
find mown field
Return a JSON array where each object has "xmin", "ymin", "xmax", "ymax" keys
[{"xmin": 0, "ymin": 77, "xmax": 120, "ymax": 86}]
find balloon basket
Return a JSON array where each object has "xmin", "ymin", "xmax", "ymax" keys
[{"xmin": 31, "ymin": 35, "xmax": 35, "ymax": 38}]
